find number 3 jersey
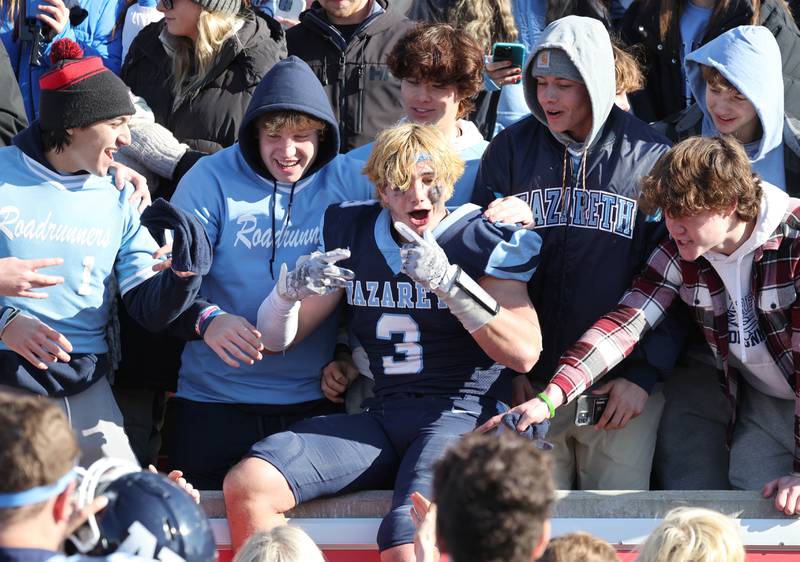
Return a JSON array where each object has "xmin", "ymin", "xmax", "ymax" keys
[{"xmin": 322, "ymin": 201, "xmax": 542, "ymax": 403}]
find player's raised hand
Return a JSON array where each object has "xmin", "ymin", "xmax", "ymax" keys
[
  {"xmin": 0, "ymin": 257, "xmax": 64, "ymax": 298},
  {"xmin": 277, "ymin": 249, "xmax": 354, "ymax": 302},
  {"xmin": 395, "ymin": 222, "xmax": 452, "ymax": 292},
  {"xmin": 0, "ymin": 314, "xmax": 73, "ymax": 369}
]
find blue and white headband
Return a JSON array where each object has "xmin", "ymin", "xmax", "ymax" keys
[{"xmin": 0, "ymin": 469, "xmax": 76, "ymax": 508}]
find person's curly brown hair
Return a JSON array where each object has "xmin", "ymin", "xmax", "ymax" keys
[
  {"xmin": 433, "ymin": 432, "xmax": 555, "ymax": 562},
  {"xmin": 387, "ymin": 23, "xmax": 485, "ymax": 119},
  {"xmin": 640, "ymin": 135, "xmax": 762, "ymax": 222}
]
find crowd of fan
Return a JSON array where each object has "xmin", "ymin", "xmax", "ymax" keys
[{"xmin": 2, "ymin": 0, "xmax": 800, "ymax": 559}]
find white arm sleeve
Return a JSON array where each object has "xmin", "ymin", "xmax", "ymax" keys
[{"xmin": 257, "ymin": 287, "xmax": 301, "ymax": 352}]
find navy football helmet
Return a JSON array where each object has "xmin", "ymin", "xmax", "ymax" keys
[{"xmin": 68, "ymin": 459, "xmax": 217, "ymax": 562}]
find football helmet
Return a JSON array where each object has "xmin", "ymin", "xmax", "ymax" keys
[{"xmin": 68, "ymin": 458, "xmax": 216, "ymax": 562}]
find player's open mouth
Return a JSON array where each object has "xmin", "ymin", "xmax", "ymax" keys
[
  {"xmin": 408, "ymin": 209, "xmax": 430, "ymax": 226},
  {"xmin": 104, "ymin": 149, "xmax": 115, "ymax": 160}
]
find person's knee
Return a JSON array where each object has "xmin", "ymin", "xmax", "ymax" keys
[{"xmin": 224, "ymin": 457, "xmax": 293, "ymax": 513}]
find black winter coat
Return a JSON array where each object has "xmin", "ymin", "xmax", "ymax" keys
[
  {"xmin": 286, "ymin": 0, "xmax": 414, "ymax": 152},
  {"xmin": 0, "ymin": 41, "xmax": 26, "ymax": 147},
  {"xmin": 620, "ymin": 0, "xmax": 800, "ymax": 121},
  {"xmin": 121, "ymin": 10, "xmax": 286, "ymax": 155}
]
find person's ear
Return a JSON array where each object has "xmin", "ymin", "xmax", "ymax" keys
[
  {"xmin": 531, "ymin": 519, "xmax": 551, "ymax": 560},
  {"xmin": 52, "ymin": 480, "xmax": 77, "ymax": 525}
]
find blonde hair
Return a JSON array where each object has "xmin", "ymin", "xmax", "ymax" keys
[
  {"xmin": 233, "ymin": 527, "xmax": 325, "ymax": 562},
  {"xmin": 363, "ymin": 123, "xmax": 464, "ymax": 205},
  {"xmin": 613, "ymin": 42, "xmax": 644, "ymax": 95},
  {"xmin": 254, "ymin": 111, "xmax": 327, "ymax": 137},
  {"xmin": 539, "ymin": 532, "xmax": 619, "ymax": 562},
  {"xmin": 636, "ymin": 507, "xmax": 745, "ymax": 562},
  {"xmin": 446, "ymin": 0, "xmax": 517, "ymax": 52},
  {"xmin": 0, "ymin": 0, "xmax": 19, "ymax": 24},
  {"xmin": 170, "ymin": 10, "xmax": 241, "ymax": 97}
]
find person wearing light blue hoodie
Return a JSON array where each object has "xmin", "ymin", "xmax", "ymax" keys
[
  {"xmin": 655, "ymin": 25, "xmax": 800, "ymax": 196},
  {"xmin": 165, "ymin": 56, "xmax": 374, "ymax": 490}
]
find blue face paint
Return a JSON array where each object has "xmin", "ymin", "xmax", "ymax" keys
[{"xmin": 0, "ymin": 468, "xmax": 77, "ymax": 508}]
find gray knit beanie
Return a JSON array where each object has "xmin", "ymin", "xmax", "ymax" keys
[
  {"xmin": 531, "ymin": 48, "xmax": 584, "ymax": 84},
  {"xmin": 195, "ymin": 0, "xmax": 241, "ymax": 14}
]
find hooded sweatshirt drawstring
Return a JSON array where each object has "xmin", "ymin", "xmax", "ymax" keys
[
  {"xmin": 559, "ymin": 143, "xmax": 589, "ymax": 215},
  {"xmin": 735, "ymin": 256, "xmax": 747, "ymax": 362},
  {"xmin": 268, "ymin": 180, "xmax": 299, "ymax": 280}
]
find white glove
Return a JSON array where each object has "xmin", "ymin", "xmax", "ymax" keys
[
  {"xmin": 396, "ymin": 222, "xmax": 455, "ymax": 292},
  {"xmin": 277, "ymin": 249, "xmax": 354, "ymax": 302},
  {"xmin": 395, "ymin": 221, "xmax": 499, "ymax": 334}
]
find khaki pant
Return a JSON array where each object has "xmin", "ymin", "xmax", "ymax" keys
[{"xmin": 548, "ymin": 390, "xmax": 665, "ymax": 490}]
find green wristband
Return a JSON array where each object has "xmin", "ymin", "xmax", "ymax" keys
[{"xmin": 537, "ymin": 392, "xmax": 555, "ymax": 419}]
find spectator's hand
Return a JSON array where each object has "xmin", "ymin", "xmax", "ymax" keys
[
  {"xmin": 0, "ymin": 256, "xmax": 64, "ymax": 298},
  {"xmin": 410, "ymin": 492, "xmax": 437, "ymax": 562},
  {"xmin": 1, "ymin": 314, "xmax": 72, "ymax": 369},
  {"xmin": 108, "ymin": 161, "xmax": 151, "ymax": 214},
  {"xmin": 477, "ymin": 396, "xmax": 552, "ymax": 434},
  {"xmin": 275, "ymin": 15, "xmax": 301, "ymax": 27},
  {"xmin": 148, "ymin": 465, "xmax": 200, "ymax": 504},
  {"xmin": 511, "ymin": 374, "xmax": 535, "ymax": 407},
  {"xmin": 37, "ymin": 0, "xmax": 70, "ymax": 34},
  {"xmin": 321, "ymin": 358, "xmax": 358, "ymax": 403},
  {"xmin": 486, "ymin": 60, "xmax": 521, "ymax": 86},
  {"xmin": 763, "ymin": 474, "xmax": 800, "ymax": 515},
  {"xmin": 483, "ymin": 195, "xmax": 533, "ymax": 226},
  {"xmin": 151, "ymin": 244, "xmax": 196, "ymax": 278},
  {"xmin": 592, "ymin": 378, "xmax": 647, "ymax": 430},
  {"xmin": 203, "ymin": 314, "xmax": 264, "ymax": 368}
]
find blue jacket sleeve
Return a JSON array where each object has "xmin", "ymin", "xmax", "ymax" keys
[{"xmin": 121, "ymin": 271, "xmax": 202, "ymax": 333}]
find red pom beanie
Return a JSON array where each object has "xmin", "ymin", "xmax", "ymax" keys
[{"xmin": 38, "ymin": 39, "xmax": 134, "ymax": 130}]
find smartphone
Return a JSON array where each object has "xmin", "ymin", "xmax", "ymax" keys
[
  {"xmin": 574, "ymin": 394, "xmax": 610, "ymax": 426},
  {"xmin": 492, "ymin": 42, "xmax": 527, "ymax": 68},
  {"xmin": 275, "ymin": 0, "xmax": 304, "ymax": 24}
]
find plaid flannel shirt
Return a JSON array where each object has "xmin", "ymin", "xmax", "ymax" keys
[{"xmin": 552, "ymin": 201, "xmax": 800, "ymax": 472}]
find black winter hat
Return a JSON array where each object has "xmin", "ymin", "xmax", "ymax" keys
[{"xmin": 38, "ymin": 39, "xmax": 134, "ymax": 131}]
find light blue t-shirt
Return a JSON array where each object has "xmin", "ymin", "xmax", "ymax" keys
[
  {"xmin": 171, "ymin": 146, "xmax": 374, "ymax": 405},
  {"xmin": 0, "ymin": 147, "xmax": 160, "ymax": 353}
]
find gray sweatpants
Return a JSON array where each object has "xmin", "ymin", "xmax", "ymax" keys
[
  {"xmin": 654, "ymin": 358, "xmax": 793, "ymax": 490},
  {"xmin": 54, "ymin": 376, "xmax": 139, "ymax": 467}
]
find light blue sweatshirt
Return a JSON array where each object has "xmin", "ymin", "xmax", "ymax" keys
[
  {"xmin": 686, "ymin": 25, "xmax": 786, "ymax": 190},
  {"xmin": 171, "ymin": 57, "xmax": 374, "ymax": 405}
]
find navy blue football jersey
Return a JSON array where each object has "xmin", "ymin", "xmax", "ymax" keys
[{"xmin": 322, "ymin": 202, "xmax": 541, "ymax": 402}]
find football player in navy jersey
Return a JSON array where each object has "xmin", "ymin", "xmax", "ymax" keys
[{"xmin": 223, "ymin": 123, "xmax": 544, "ymax": 562}]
